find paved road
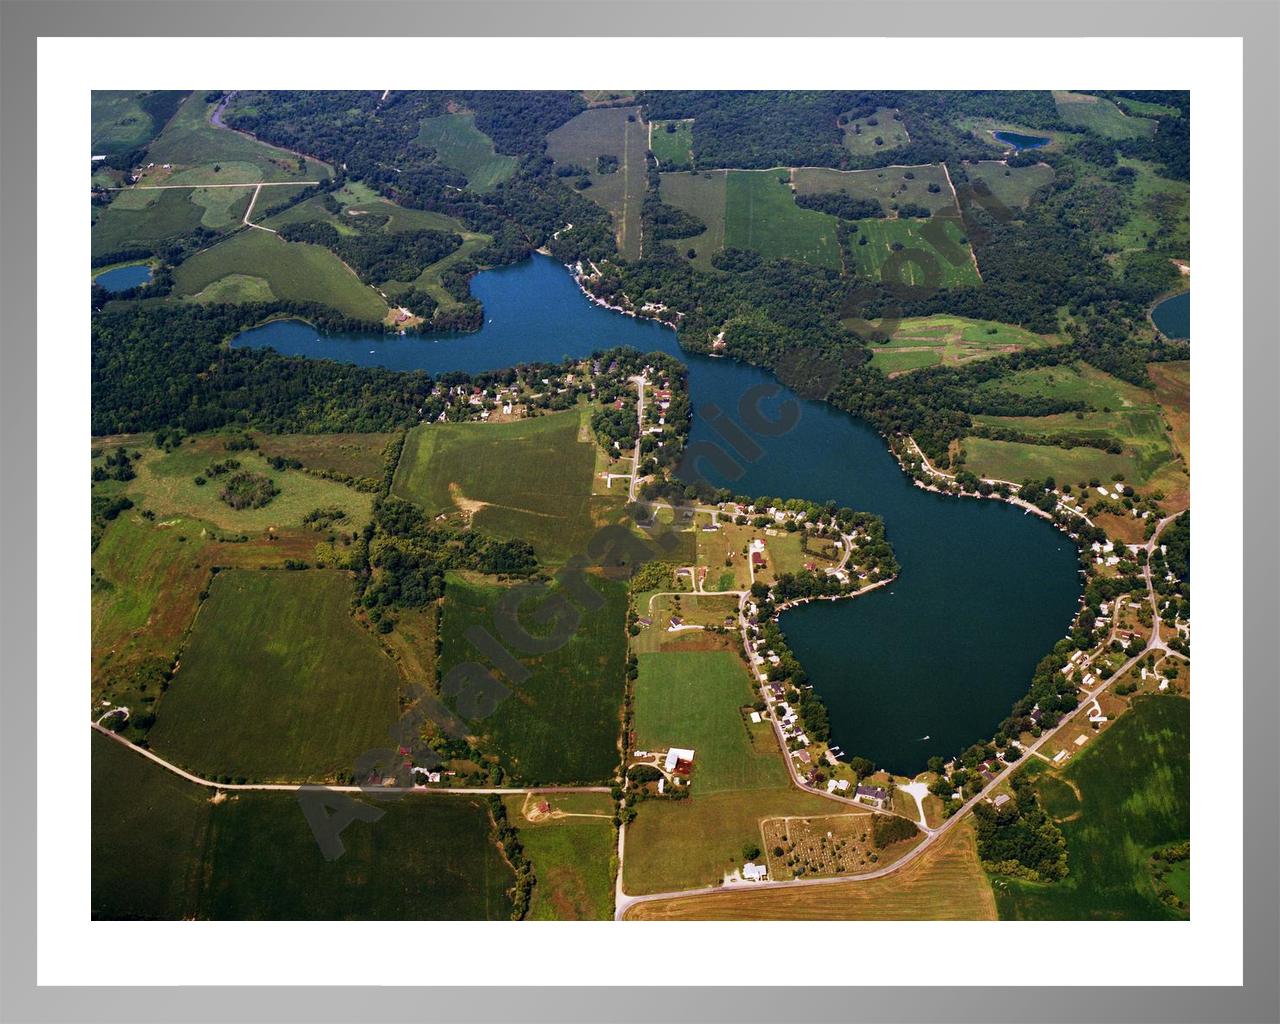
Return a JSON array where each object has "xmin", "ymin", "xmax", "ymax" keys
[
  {"xmin": 627, "ymin": 374, "xmax": 646, "ymax": 501},
  {"xmin": 616, "ymin": 511, "xmax": 1187, "ymax": 918}
]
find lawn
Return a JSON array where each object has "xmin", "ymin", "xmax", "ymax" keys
[
  {"xmin": 392, "ymin": 408, "xmax": 616, "ymax": 565},
  {"xmin": 414, "ymin": 113, "xmax": 517, "ymax": 192},
  {"xmin": 658, "ymin": 170, "xmax": 726, "ymax": 271},
  {"xmin": 93, "ymin": 732, "xmax": 513, "ymax": 920},
  {"xmin": 547, "ymin": 106, "xmax": 649, "ymax": 259},
  {"xmin": 961, "ymin": 160, "xmax": 1055, "ymax": 211},
  {"xmin": 694, "ymin": 521, "xmax": 754, "ymax": 590},
  {"xmin": 843, "ymin": 216, "xmax": 980, "ymax": 288},
  {"xmin": 793, "ymin": 165, "xmax": 956, "ymax": 216},
  {"xmin": 632, "ymin": 651, "xmax": 785, "ymax": 795},
  {"xmin": 506, "ymin": 793, "xmax": 616, "ymax": 920},
  {"xmin": 437, "ymin": 572, "xmax": 627, "ymax": 785},
  {"xmin": 146, "ymin": 569, "xmax": 402, "ymax": 782},
  {"xmin": 92, "ymin": 90, "xmax": 187, "ymax": 158},
  {"xmin": 141, "ymin": 93, "xmax": 333, "ymax": 185},
  {"xmin": 125, "ymin": 441, "xmax": 375, "ymax": 533},
  {"xmin": 171, "ymin": 227, "xmax": 389, "ymax": 320},
  {"xmin": 724, "ymin": 169, "xmax": 842, "ymax": 271},
  {"xmin": 1053, "ymin": 91, "xmax": 1156, "ymax": 140},
  {"xmin": 841, "ymin": 107, "xmax": 910, "ymax": 156},
  {"xmin": 994, "ymin": 696, "xmax": 1189, "ymax": 919},
  {"xmin": 624, "ymin": 817, "xmax": 996, "ymax": 919},
  {"xmin": 869, "ymin": 315, "xmax": 1058, "ymax": 376},
  {"xmin": 650, "ymin": 119, "xmax": 694, "ymax": 169}
]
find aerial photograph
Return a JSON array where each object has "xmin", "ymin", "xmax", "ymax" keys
[{"xmin": 89, "ymin": 89, "xmax": 1191, "ymax": 922}]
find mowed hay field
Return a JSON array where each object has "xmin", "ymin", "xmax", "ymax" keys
[
  {"xmin": 547, "ymin": 106, "xmax": 649, "ymax": 259},
  {"xmin": 415, "ymin": 113, "xmax": 517, "ymax": 192},
  {"xmin": 93, "ymin": 732, "xmax": 513, "ymax": 920},
  {"xmin": 658, "ymin": 170, "xmax": 726, "ymax": 271},
  {"xmin": 172, "ymin": 228, "xmax": 389, "ymax": 320},
  {"xmin": 624, "ymin": 817, "xmax": 995, "ymax": 919},
  {"xmin": 724, "ymin": 170, "xmax": 842, "ymax": 270},
  {"xmin": 438, "ymin": 572, "xmax": 627, "ymax": 785},
  {"xmin": 633, "ymin": 651, "xmax": 787, "ymax": 794},
  {"xmin": 125, "ymin": 439, "xmax": 374, "ymax": 533},
  {"xmin": 93, "ymin": 186, "xmax": 257, "ymax": 260},
  {"xmin": 1053, "ymin": 91, "xmax": 1156, "ymax": 140},
  {"xmin": 961, "ymin": 160, "xmax": 1055, "ymax": 211},
  {"xmin": 141, "ymin": 93, "xmax": 333, "ymax": 186},
  {"xmin": 994, "ymin": 697, "xmax": 1189, "ymax": 920},
  {"xmin": 392, "ymin": 408, "xmax": 619, "ymax": 565},
  {"xmin": 147, "ymin": 570, "xmax": 401, "ymax": 782},
  {"xmin": 869, "ymin": 315, "xmax": 1058, "ymax": 376},
  {"xmin": 963, "ymin": 361, "xmax": 1187, "ymax": 501},
  {"xmin": 505, "ymin": 793, "xmax": 616, "ymax": 920},
  {"xmin": 91, "ymin": 90, "xmax": 187, "ymax": 158}
]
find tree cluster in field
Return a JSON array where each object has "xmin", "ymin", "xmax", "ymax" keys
[
  {"xmin": 218, "ymin": 470, "xmax": 279, "ymax": 510},
  {"xmin": 794, "ymin": 192, "xmax": 885, "ymax": 221},
  {"xmin": 871, "ymin": 813, "xmax": 920, "ymax": 849},
  {"xmin": 91, "ymin": 446, "xmax": 139, "ymax": 483},
  {"xmin": 973, "ymin": 773, "xmax": 1068, "ymax": 881}
]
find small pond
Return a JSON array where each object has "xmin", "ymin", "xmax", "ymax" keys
[
  {"xmin": 94, "ymin": 264, "xmax": 152, "ymax": 293},
  {"xmin": 1151, "ymin": 290, "xmax": 1190, "ymax": 340},
  {"xmin": 992, "ymin": 129, "xmax": 1050, "ymax": 151}
]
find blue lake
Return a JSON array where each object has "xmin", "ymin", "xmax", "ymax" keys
[
  {"xmin": 993, "ymin": 130, "xmax": 1051, "ymax": 151},
  {"xmin": 94, "ymin": 263, "xmax": 152, "ymax": 293},
  {"xmin": 1151, "ymin": 290, "xmax": 1190, "ymax": 340},
  {"xmin": 233, "ymin": 254, "xmax": 1081, "ymax": 773}
]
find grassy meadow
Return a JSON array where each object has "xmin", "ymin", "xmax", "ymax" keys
[
  {"xmin": 650, "ymin": 119, "xmax": 694, "ymax": 168},
  {"xmin": 171, "ymin": 228, "xmax": 389, "ymax": 319},
  {"xmin": 546, "ymin": 106, "xmax": 648, "ymax": 259},
  {"xmin": 146, "ymin": 569, "xmax": 402, "ymax": 782},
  {"xmin": 793, "ymin": 164, "xmax": 956, "ymax": 216},
  {"xmin": 657, "ymin": 170, "xmax": 727, "ymax": 270},
  {"xmin": 91, "ymin": 90, "xmax": 187, "ymax": 158},
  {"xmin": 438, "ymin": 572, "xmax": 627, "ymax": 785},
  {"xmin": 961, "ymin": 160, "xmax": 1055, "ymax": 211},
  {"xmin": 392, "ymin": 408, "xmax": 618, "ymax": 565},
  {"xmin": 841, "ymin": 107, "xmax": 909, "ymax": 156},
  {"xmin": 1053, "ymin": 91, "xmax": 1156, "ymax": 140},
  {"xmin": 93, "ymin": 732, "xmax": 513, "ymax": 920},
  {"xmin": 869, "ymin": 315, "xmax": 1057, "ymax": 376},
  {"xmin": 506, "ymin": 793, "xmax": 616, "ymax": 920},
  {"xmin": 843, "ymin": 215, "xmax": 980, "ymax": 288},
  {"xmin": 414, "ymin": 113, "xmax": 517, "ymax": 192},
  {"xmin": 993, "ymin": 697, "xmax": 1189, "ymax": 920}
]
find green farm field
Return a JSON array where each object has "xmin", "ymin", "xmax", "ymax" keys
[
  {"xmin": 841, "ymin": 107, "xmax": 909, "ymax": 156},
  {"xmin": 92, "ymin": 90, "xmax": 187, "ymax": 158},
  {"xmin": 146, "ymin": 569, "xmax": 402, "ymax": 782},
  {"xmin": 724, "ymin": 169, "xmax": 842, "ymax": 270},
  {"xmin": 414, "ymin": 113, "xmax": 517, "ymax": 192},
  {"xmin": 141, "ymin": 93, "xmax": 333, "ymax": 185},
  {"xmin": 961, "ymin": 160, "xmax": 1055, "ymax": 210},
  {"xmin": 657, "ymin": 170, "xmax": 726, "ymax": 270},
  {"xmin": 392, "ymin": 408, "xmax": 618, "ymax": 565},
  {"xmin": 171, "ymin": 228, "xmax": 389, "ymax": 320},
  {"xmin": 650, "ymin": 119, "xmax": 694, "ymax": 169},
  {"xmin": 993, "ymin": 697, "xmax": 1189, "ymax": 919},
  {"xmin": 438, "ymin": 572, "xmax": 627, "ymax": 785},
  {"xmin": 93, "ymin": 732, "xmax": 513, "ymax": 920},
  {"xmin": 547, "ymin": 106, "xmax": 649, "ymax": 259},
  {"xmin": 869, "ymin": 315, "xmax": 1057, "ymax": 376},
  {"xmin": 93, "ymin": 186, "xmax": 254, "ymax": 260},
  {"xmin": 843, "ymin": 216, "xmax": 981, "ymax": 288},
  {"xmin": 125, "ymin": 441, "xmax": 374, "ymax": 533},
  {"xmin": 1053, "ymin": 91, "xmax": 1156, "ymax": 140},
  {"xmin": 633, "ymin": 651, "xmax": 785, "ymax": 794},
  {"xmin": 793, "ymin": 164, "xmax": 956, "ymax": 215},
  {"xmin": 506, "ymin": 794, "xmax": 616, "ymax": 920}
]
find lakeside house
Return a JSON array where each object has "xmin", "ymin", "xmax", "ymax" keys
[{"xmin": 855, "ymin": 784, "xmax": 888, "ymax": 808}]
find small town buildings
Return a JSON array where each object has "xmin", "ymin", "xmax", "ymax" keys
[{"xmin": 742, "ymin": 862, "xmax": 768, "ymax": 882}]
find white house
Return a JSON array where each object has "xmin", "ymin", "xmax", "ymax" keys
[
  {"xmin": 742, "ymin": 862, "xmax": 768, "ymax": 882},
  {"xmin": 664, "ymin": 747, "xmax": 695, "ymax": 774}
]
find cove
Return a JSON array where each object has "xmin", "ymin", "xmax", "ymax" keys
[
  {"xmin": 94, "ymin": 263, "xmax": 152, "ymax": 293},
  {"xmin": 1151, "ymin": 290, "xmax": 1190, "ymax": 340},
  {"xmin": 992, "ymin": 129, "xmax": 1050, "ymax": 151},
  {"xmin": 232, "ymin": 254, "xmax": 1080, "ymax": 774}
]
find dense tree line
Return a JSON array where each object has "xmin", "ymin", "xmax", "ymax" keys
[
  {"xmin": 973, "ymin": 773, "xmax": 1068, "ymax": 881},
  {"xmin": 277, "ymin": 218, "xmax": 463, "ymax": 284}
]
